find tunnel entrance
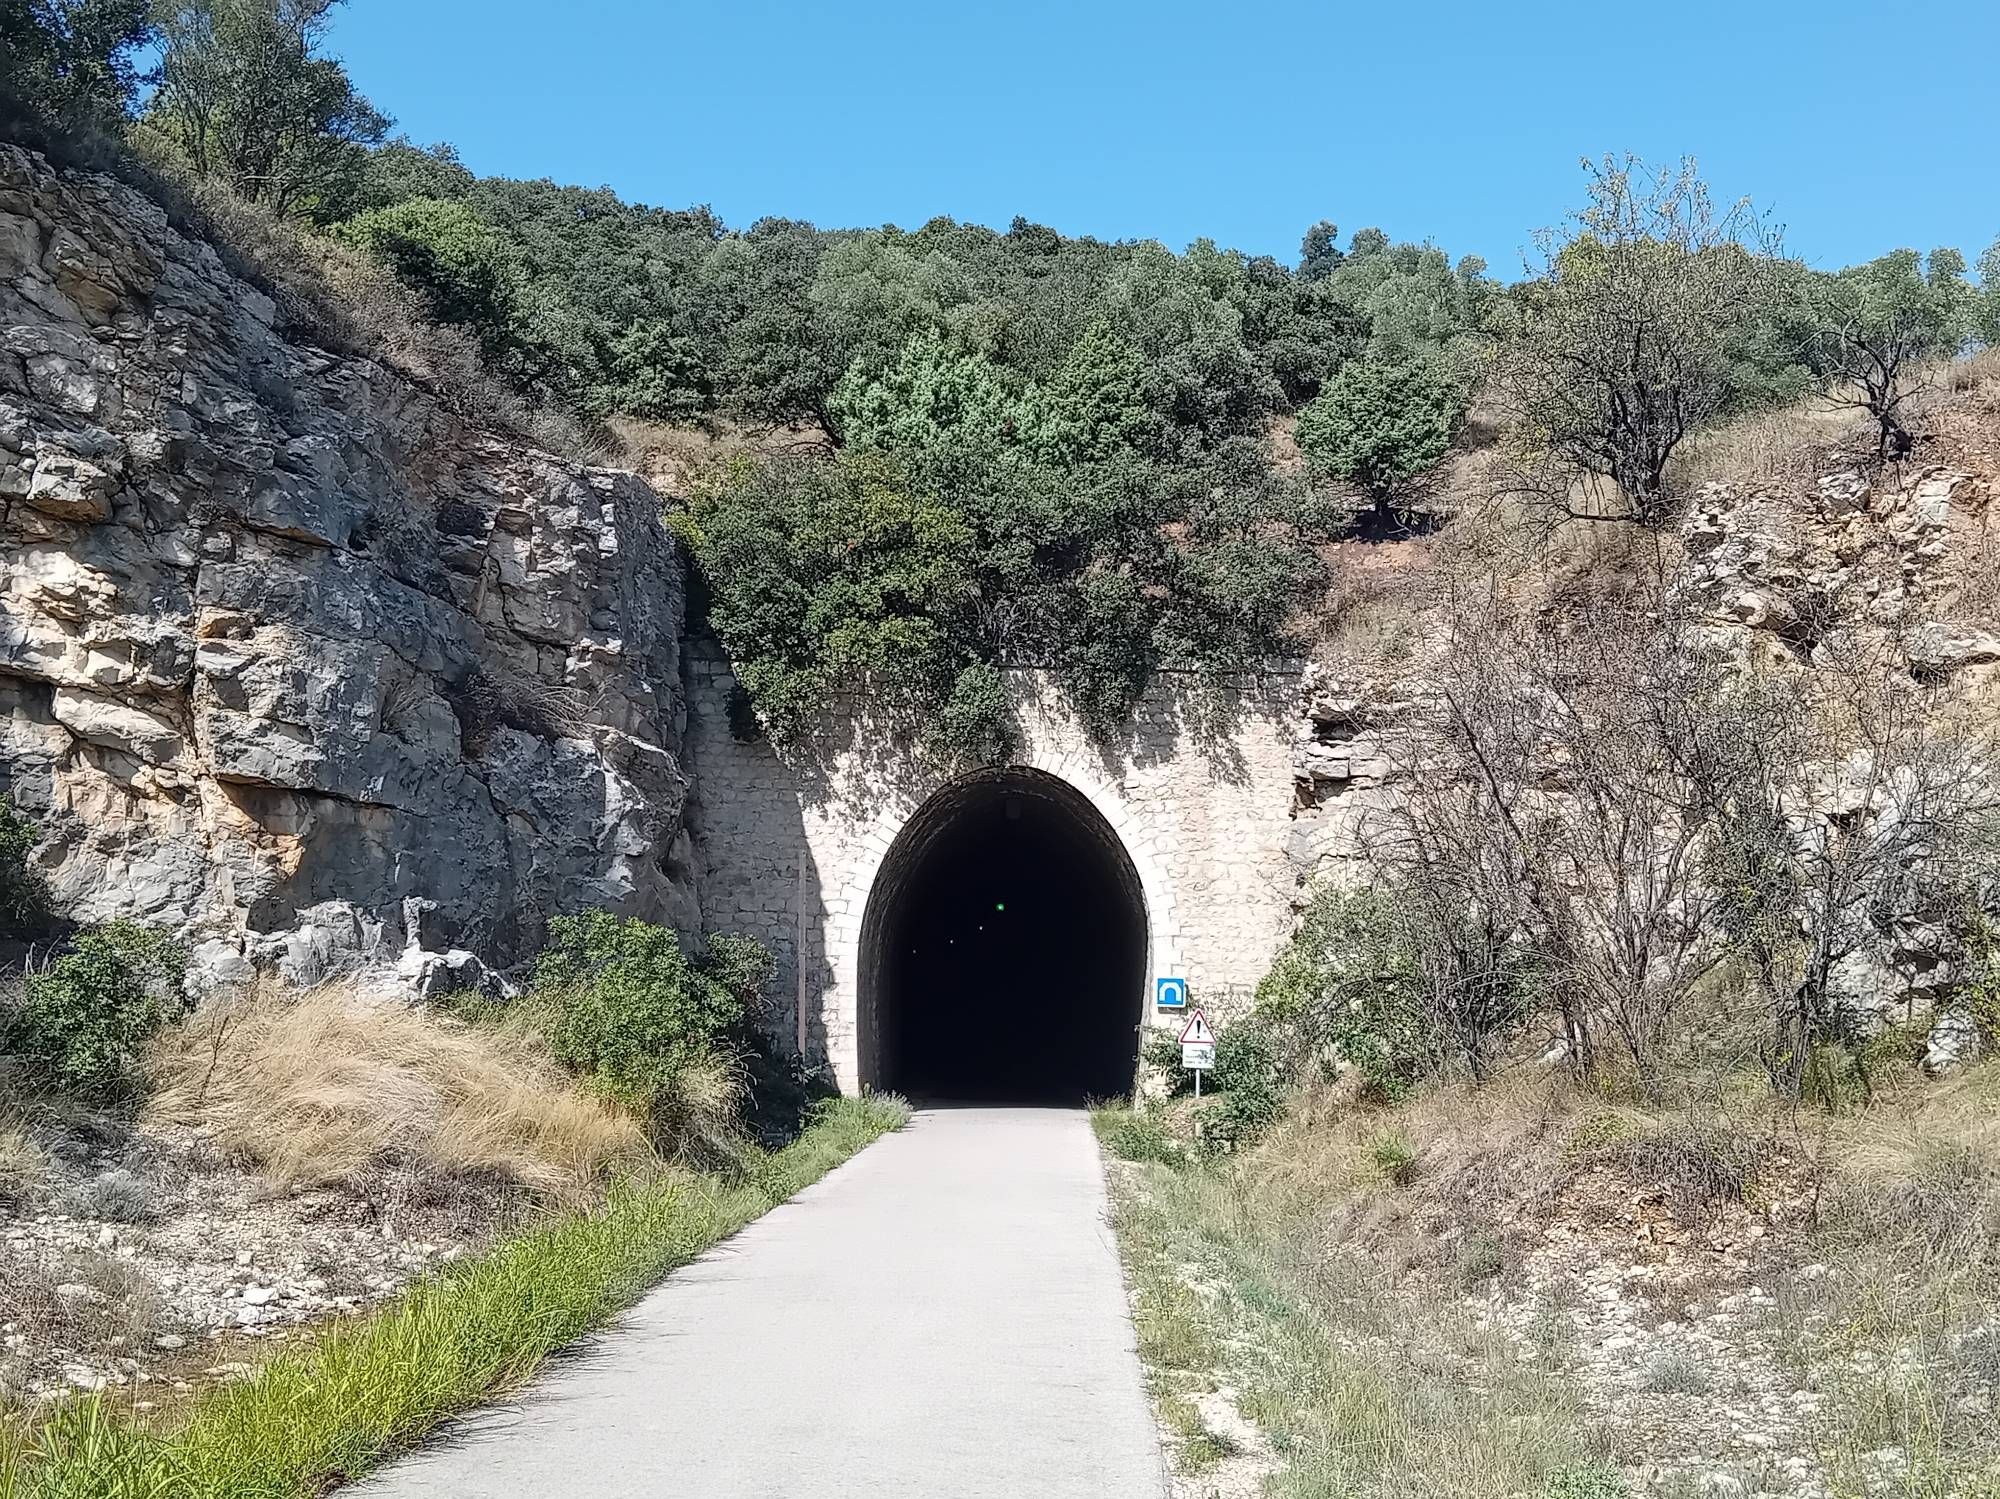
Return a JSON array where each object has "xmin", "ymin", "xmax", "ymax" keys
[{"xmin": 857, "ymin": 769, "xmax": 1147, "ymax": 1103}]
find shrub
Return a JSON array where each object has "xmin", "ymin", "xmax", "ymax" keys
[
  {"xmin": 12, "ymin": 923, "xmax": 185, "ymax": 1097},
  {"xmin": 1091, "ymin": 1105, "xmax": 1184, "ymax": 1166},
  {"xmin": 66, "ymin": 1168, "xmax": 155, "ymax": 1224},
  {"xmin": 332, "ymin": 197, "xmax": 530, "ymax": 366},
  {"xmin": 1603, "ymin": 1121, "xmax": 1762, "ymax": 1224},
  {"xmin": 0, "ymin": 796, "xmax": 52, "ymax": 939},
  {"xmin": 1453, "ymin": 1227, "xmax": 1505, "ymax": 1288},
  {"xmin": 1295, "ymin": 353, "xmax": 1468, "ymax": 522},
  {"xmin": 1637, "ymin": 1349, "xmax": 1711, "ymax": 1395},
  {"xmin": 1370, "ymin": 1130, "xmax": 1418, "ymax": 1185},
  {"xmin": 533, "ymin": 912, "xmax": 772, "ymax": 1157},
  {"xmin": 1254, "ymin": 884, "xmax": 1434, "ymax": 1101},
  {"xmin": 1540, "ymin": 1464, "xmax": 1629, "ymax": 1499},
  {"xmin": 1198, "ymin": 1015, "xmax": 1290, "ymax": 1154}
]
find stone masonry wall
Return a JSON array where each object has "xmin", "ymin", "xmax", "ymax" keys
[{"xmin": 683, "ymin": 642, "xmax": 1301, "ymax": 1091}]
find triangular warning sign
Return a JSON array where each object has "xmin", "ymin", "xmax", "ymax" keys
[{"xmin": 1178, "ymin": 1009, "xmax": 1214, "ymax": 1046}]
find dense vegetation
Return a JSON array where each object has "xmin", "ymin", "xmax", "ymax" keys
[{"xmin": 6, "ymin": 1, "xmax": 1997, "ymax": 753}]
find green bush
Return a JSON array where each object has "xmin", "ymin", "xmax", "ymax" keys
[
  {"xmin": 1198, "ymin": 1016, "xmax": 1289, "ymax": 1154},
  {"xmin": 1370, "ymin": 1130, "xmax": 1417, "ymax": 1185},
  {"xmin": 1091, "ymin": 1105, "xmax": 1184, "ymax": 1166},
  {"xmin": 0, "ymin": 796, "xmax": 53, "ymax": 938},
  {"xmin": 333, "ymin": 197, "xmax": 529, "ymax": 365},
  {"xmin": 532, "ymin": 912, "xmax": 774, "ymax": 1152},
  {"xmin": 12, "ymin": 923, "xmax": 186, "ymax": 1097},
  {"xmin": 1255, "ymin": 884, "xmax": 1430, "ymax": 1100},
  {"xmin": 1254, "ymin": 881, "xmax": 1538, "ymax": 1101}
]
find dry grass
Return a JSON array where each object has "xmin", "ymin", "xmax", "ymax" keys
[
  {"xmin": 0, "ymin": 1247, "xmax": 164, "ymax": 1361},
  {"xmin": 1673, "ymin": 399, "xmax": 1870, "ymax": 492},
  {"xmin": 604, "ymin": 415, "xmax": 832, "ymax": 495},
  {"xmin": 1102, "ymin": 1126, "xmax": 1614, "ymax": 1499},
  {"xmin": 144, "ymin": 979, "xmax": 649, "ymax": 1202},
  {"xmin": 0, "ymin": 1120, "xmax": 43, "ymax": 1213},
  {"xmin": 1123, "ymin": 1058, "xmax": 2000, "ymax": 1496},
  {"xmin": 1832, "ymin": 1062, "xmax": 2000, "ymax": 1245}
]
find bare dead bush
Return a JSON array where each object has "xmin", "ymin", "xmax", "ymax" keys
[
  {"xmin": 1604, "ymin": 1119, "xmax": 1765, "ymax": 1224},
  {"xmin": 0, "ymin": 1248, "xmax": 164, "ymax": 1355},
  {"xmin": 1361, "ymin": 561, "xmax": 1999, "ymax": 1098},
  {"xmin": 447, "ymin": 667, "xmax": 600, "ymax": 754},
  {"xmin": 1373, "ymin": 582, "xmax": 1737, "ymax": 1088},
  {"xmin": 1698, "ymin": 638, "xmax": 2000, "ymax": 1095}
]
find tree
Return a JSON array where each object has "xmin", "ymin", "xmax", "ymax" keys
[
  {"xmin": 1101, "ymin": 241, "xmax": 1281, "ymax": 455},
  {"xmin": 1797, "ymin": 248, "xmax": 1970, "ymax": 458},
  {"xmin": 1696, "ymin": 641, "xmax": 1998, "ymax": 1098},
  {"xmin": 334, "ymin": 197, "xmax": 524, "ymax": 362},
  {"xmin": 1021, "ymin": 319, "xmax": 1161, "ymax": 464},
  {"xmin": 147, "ymin": 0, "xmax": 389, "ymax": 220},
  {"xmin": 0, "ymin": 0, "xmax": 153, "ymax": 137},
  {"xmin": 1493, "ymin": 156, "xmax": 1782, "ymax": 527},
  {"xmin": 1379, "ymin": 588, "xmax": 1736, "ymax": 1091},
  {"xmin": 1297, "ymin": 220, "xmax": 1344, "ymax": 283},
  {"xmin": 827, "ymin": 327, "xmax": 1021, "ymax": 490},
  {"xmin": 351, "ymin": 138, "xmax": 475, "ymax": 210},
  {"xmin": 1977, "ymin": 236, "xmax": 2000, "ymax": 349},
  {"xmin": 674, "ymin": 452, "xmax": 988, "ymax": 756},
  {"xmin": 1295, "ymin": 355, "xmax": 1467, "ymax": 524}
]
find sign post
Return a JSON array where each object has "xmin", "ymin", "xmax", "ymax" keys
[
  {"xmin": 1179, "ymin": 1009, "xmax": 1215, "ymax": 1098},
  {"xmin": 1155, "ymin": 976, "xmax": 1188, "ymax": 1011}
]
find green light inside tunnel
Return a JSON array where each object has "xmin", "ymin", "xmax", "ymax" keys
[{"xmin": 995, "ymin": 902, "xmax": 1005, "ymax": 912}]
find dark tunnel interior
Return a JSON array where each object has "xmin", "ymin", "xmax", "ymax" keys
[{"xmin": 858, "ymin": 770, "xmax": 1147, "ymax": 1103}]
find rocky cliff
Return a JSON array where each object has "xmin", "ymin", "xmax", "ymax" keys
[{"xmin": 0, "ymin": 145, "xmax": 698, "ymax": 987}]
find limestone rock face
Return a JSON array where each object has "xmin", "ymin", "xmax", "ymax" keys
[{"xmin": 0, "ymin": 145, "xmax": 697, "ymax": 980}]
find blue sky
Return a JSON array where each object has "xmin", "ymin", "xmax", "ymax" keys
[{"xmin": 327, "ymin": 0, "xmax": 1999, "ymax": 277}]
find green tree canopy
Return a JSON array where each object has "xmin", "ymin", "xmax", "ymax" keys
[
  {"xmin": 1296, "ymin": 355, "xmax": 1469, "ymax": 521},
  {"xmin": 0, "ymin": 0, "xmax": 154, "ymax": 138},
  {"xmin": 147, "ymin": 0, "xmax": 389, "ymax": 220},
  {"xmin": 334, "ymin": 197, "xmax": 526, "ymax": 363},
  {"xmin": 1493, "ymin": 156, "xmax": 1786, "ymax": 526}
]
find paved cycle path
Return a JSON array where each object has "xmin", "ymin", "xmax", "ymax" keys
[{"xmin": 361, "ymin": 1106, "xmax": 1167, "ymax": 1498}]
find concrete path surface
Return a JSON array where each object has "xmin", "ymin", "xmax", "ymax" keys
[{"xmin": 361, "ymin": 1106, "xmax": 1167, "ymax": 1499}]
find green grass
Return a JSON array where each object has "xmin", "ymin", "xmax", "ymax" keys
[
  {"xmin": 1090, "ymin": 1102, "xmax": 1185, "ymax": 1166},
  {"xmin": 0, "ymin": 1094, "xmax": 908, "ymax": 1499},
  {"xmin": 1099, "ymin": 1144, "xmax": 1614, "ymax": 1499}
]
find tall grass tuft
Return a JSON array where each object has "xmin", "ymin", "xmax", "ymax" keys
[{"xmin": 145, "ymin": 978, "xmax": 650, "ymax": 1201}]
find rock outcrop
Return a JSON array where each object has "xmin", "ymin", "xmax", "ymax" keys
[
  {"xmin": 0, "ymin": 145, "xmax": 698, "ymax": 982},
  {"xmin": 1283, "ymin": 459, "xmax": 1999, "ymax": 1059}
]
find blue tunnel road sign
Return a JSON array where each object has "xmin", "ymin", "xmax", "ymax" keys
[{"xmin": 1155, "ymin": 976, "xmax": 1188, "ymax": 1010}]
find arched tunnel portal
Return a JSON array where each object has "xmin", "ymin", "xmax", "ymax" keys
[{"xmin": 856, "ymin": 768, "xmax": 1148, "ymax": 1102}]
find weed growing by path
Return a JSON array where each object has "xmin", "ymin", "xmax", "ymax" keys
[{"xmin": 0, "ymin": 1095, "xmax": 908, "ymax": 1499}]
